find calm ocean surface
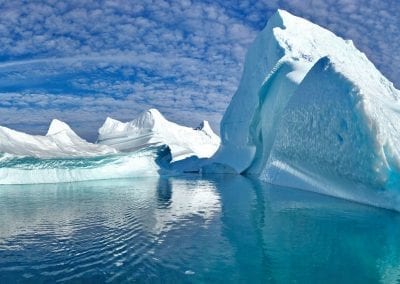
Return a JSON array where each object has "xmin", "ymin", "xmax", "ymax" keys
[{"xmin": 1, "ymin": 175, "xmax": 400, "ymax": 283}]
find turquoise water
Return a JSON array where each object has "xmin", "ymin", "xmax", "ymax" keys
[{"xmin": 1, "ymin": 175, "xmax": 400, "ymax": 283}]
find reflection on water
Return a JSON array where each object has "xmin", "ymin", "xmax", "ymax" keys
[{"xmin": 1, "ymin": 175, "xmax": 400, "ymax": 283}]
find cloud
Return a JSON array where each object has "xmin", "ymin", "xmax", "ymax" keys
[{"xmin": 0, "ymin": 0, "xmax": 398, "ymax": 140}]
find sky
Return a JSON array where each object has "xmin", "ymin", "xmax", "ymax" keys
[{"xmin": 0, "ymin": 0, "xmax": 398, "ymax": 141}]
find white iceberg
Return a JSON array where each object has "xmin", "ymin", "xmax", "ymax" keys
[
  {"xmin": 97, "ymin": 108, "xmax": 220, "ymax": 162},
  {"xmin": 0, "ymin": 119, "xmax": 116, "ymax": 158},
  {"xmin": 0, "ymin": 120, "xmax": 168, "ymax": 184},
  {"xmin": 0, "ymin": 109, "xmax": 221, "ymax": 184},
  {"xmin": 210, "ymin": 10, "xmax": 400, "ymax": 209}
]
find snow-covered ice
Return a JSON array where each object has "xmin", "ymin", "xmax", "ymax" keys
[
  {"xmin": 0, "ymin": 119, "xmax": 116, "ymax": 158},
  {"xmin": 97, "ymin": 108, "xmax": 220, "ymax": 162},
  {"xmin": 0, "ymin": 120, "xmax": 169, "ymax": 184},
  {"xmin": 0, "ymin": 109, "xmax": 220, "ymax": 184}
]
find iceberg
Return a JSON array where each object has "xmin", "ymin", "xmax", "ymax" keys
[
  {"xmin": 0, "ymin": 120, "xmax": 170, "ymax": 184},
  {"xmin": 209, "ymin": 10, "xmax": 400, "ymax": 209},
  {"xmin": 97, "ymin": 108, "xmax": 220, "ymax": 162},
  {"xmin": 0, "ymin": 119, "xmax": 116, "ymax": 158},
  {"xmin": 2, "ymin": 9, "xmax": 400, "ymax": 212},
  {"xmin": 0, "ymin": 109, "xmax": 219, "ymax": 184}
]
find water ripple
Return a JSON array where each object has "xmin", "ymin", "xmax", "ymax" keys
[{"xmin": 1, "ymin": 176, "xmax": 400, "ymax": 283}]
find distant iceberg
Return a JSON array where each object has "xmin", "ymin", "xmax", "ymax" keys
[
  {"xmin": 97, "ymin": 108, "xmax": 220, "ymax": 162},
  {"xmin": 208, "ymin": 10, "xmax": 400, "ymax": 209},
  {"xmin": 0, "ymin": 119, "xmax": 172, "ymax": 184},
  {"xmin": 0, "ymin": 119, "xmax": 116, "ymax": 158},
  {"xmin": 0, "ymin": 110, "xmax": 220, "ymax": 184}
]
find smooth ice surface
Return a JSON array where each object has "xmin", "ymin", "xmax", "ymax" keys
[
  {"xmin": 98, "ymin": 108, "xmax": 220, "ymax": 162},
  {"xmin": 211, "ymin": 10, "xmax": 400, "ymax": 209},
  {"xmin": 1, "ymin": 176, "xmax": 400, "ymax": 283}
]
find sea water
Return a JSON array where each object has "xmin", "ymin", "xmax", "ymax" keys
[{"xmin": 1, "ymin": 175, "xmax": 400, "ymax": 283}]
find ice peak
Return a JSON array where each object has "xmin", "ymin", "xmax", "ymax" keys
[
  {"xmin": 103, "ymin": 117, "xmax": 123, "ymax": 129},
  {"xmin": 98, "ymin": 117, "xmax": 124, "ymax": 137},
  {"xmin": 147, "ymin": 108, "xmax": 162, "ymax": 116},
  {"xmin": 267, "ymin": 9, "xmax": 298, "ymax": 29},
  {"xmin": 104, "ymin": 116, "xmax": 121, "ymax": 125},
  {"xmin": 133, "ymin": 108, "xmax": 168, "ymax": 130},
  {"xmin": 196, "ymin": 120, "xmax": 212, "ymax": 132},
  {"xmin": 146, "ymin": 108, "xmax": 167, "ymax": 123},
  {"xmin": 46, "ymin": 119, "xmax": 74, "ymax": 136},
  {"xmin": 273, "ymin": 9, "xmax": 310, "ymax": 24},
  {"xmin": 274, "ymin": 9, "xmax": 291, "ymax": 19},
  {"xmin": 198, "ymin": 120, "xmax": 210, "ymax": 129}
]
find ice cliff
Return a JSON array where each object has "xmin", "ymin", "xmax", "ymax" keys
[
  {"xmin": 97, "ymin": 108, "xmax": 220, "ymax": 162},
  {"xmin": 210, "ymin": 10, "xmax": 400, "ymax": 209}
]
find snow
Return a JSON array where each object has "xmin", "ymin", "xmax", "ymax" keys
[
  {"xmin": 0, "ymin": 109, "xmax": 220, "ymax": 184},
  {"xmin": 0, "ymin": 119, "xmax": 117, "ymax": 158},
  {"xmin": 0, "ymin": 110, "xmax": 220, "ymax": 184},
  {"xmin": 210, "ymin": 10, "xmax": 400, "ymax": 209},
  {"xmin": 0, "ymin": 120, "xmax": 168, "ymax": 184},
  {"xmin": 97, "ymin": 108, "xmax": 220, "ymax": 162}
]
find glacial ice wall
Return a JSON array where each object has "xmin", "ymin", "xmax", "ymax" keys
[{"xmin": 211, "ymin": 10, "xmax": 400, "ymax": 209}]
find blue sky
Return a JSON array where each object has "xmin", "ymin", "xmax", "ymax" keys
[{"xmin": 0, "ymin": 0, "xmax": 398, "ymax": 140}]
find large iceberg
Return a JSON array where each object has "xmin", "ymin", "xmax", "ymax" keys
[
  {"xmin": 0, "ymin": 120, "xmax": 169, "ymax": 184},
  {"xmin": 97, "ymin": 108, "xmax": 220, "ymax": 162},
  {"xmin": 210, "ymin": 10, "xmax": 400, "ymax": 209}
]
